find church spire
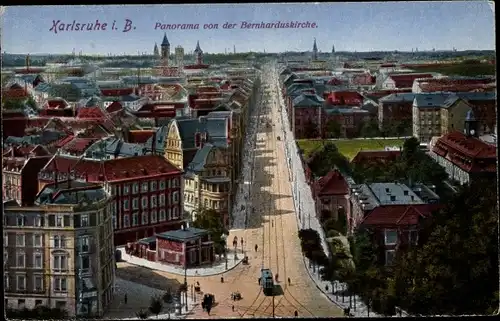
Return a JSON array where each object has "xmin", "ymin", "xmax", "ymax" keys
[
  {"xmin": 161, "ymin": 33, "xmax": 170, "ymax": 47},
  {"xmin": 153, "ymin": 43, "xmax": 159, "ymax": 57},
  {"xmin": 312, "ymin": 38, "xmax": 318, "ymax": 60}
]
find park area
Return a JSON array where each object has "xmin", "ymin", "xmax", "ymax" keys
[{"xmin": 297, "ymin": 138, "xmax": 405, "ymax": 160}]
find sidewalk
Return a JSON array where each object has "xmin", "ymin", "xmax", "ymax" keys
[
  {"xmin": 106, "ymin": 278, "xmax": 196, "ymax": 320},
  {"xmin": 117, "ymin": 247, "xmax": 244, "ymax": 277}
]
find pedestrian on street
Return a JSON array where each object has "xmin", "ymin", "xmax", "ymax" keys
[
  {"xmin": 255, "ymin": 244, "xmax": 258, "ymax": 252},
  {"xmin": 271, "ymin": 220, "xmax": 274, "ymax": 227},
  {"xmin": 294, "ymin": 311, "xmax": 298, "ymax": 317},
  {"xmin": 232, "ymin": 305, "xmax": 235, "ymax": 312},
  {"xmin": 275, "ymin": 273, "xmax": 279, "ymax": 282},
  {"xmin": 124, "ymin": 294, "xmax": 128, "ymax": 304},
  {"xmin": 258, "ymin": 277, "xmax": 261, "ymax": 285},
  {"xmin": 288, "ymin": 277, "xmax": 291, "ymax": 285}
]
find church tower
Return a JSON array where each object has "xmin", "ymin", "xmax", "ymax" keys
[
  {"xmin": 464, "ymin": 109, "xmax": 479, "ymax": 138},
  {"xmin": 332, "ymin": 44, "xmax": 335, "ymax": 54},
  {"xmin": 312, "ymin": 38, "xmax": 318, "ymax": 61},
  {"xmin": 194, "ymin": 41, "xmax": 203, "ymax": 65},
  {"xmin": 153, "ymin": 43, "xmax": 159, "ymax": 57},
  {"xmin": 161, "ymin": 33, "xmax": 170, "ymax": 65}
]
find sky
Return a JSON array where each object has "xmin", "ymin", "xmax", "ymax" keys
[{"xmin": 2, "ymin": 2, "xmax": 496, "ymax": 55}]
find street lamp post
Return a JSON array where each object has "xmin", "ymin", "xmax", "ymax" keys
[{"xmin": 221, "ymin": 233, "xmax": 228, "ymax": 270}]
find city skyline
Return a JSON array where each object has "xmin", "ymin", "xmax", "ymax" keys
[{"xmin": 2, "ymin": 2, "xmax": 496, "ymax": 55}]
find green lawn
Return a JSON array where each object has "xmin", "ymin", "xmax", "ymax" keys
[{"xmin": 297, "ymin": 139, "xmax": 406, "ymax": 160}]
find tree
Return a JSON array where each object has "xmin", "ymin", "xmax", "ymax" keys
[
  {"xmin": 307, "ymin": 142, "xmax": 352, "ymax": 178},
  {"xmin": 325, "ymin": 119, "xmax": 342, "ymax": 138},
  {"xmin": 390, "ymin": 179, "xmax": 499, "ymax": 315},
  {"xmin": 2, "ymin": 99, "xmax": 26, "ymax": 110},
  {"xmin": 401, "ymin": 137, "xmax": 420, "ymax": 164},
  {"xmin": 303, "ymin": 119, "xmax": 319, "ymax": 138},
  {"xmin": 136, "ymin": 309, "xmax": 149, "ymax": 319},
  {"xmin": 149, "ymin": 296, "xmax": 163, "ymax": 318},
  {"xmin": 359, "ymin": 118, "xmax": 381, "ymax": 138},
  {"xmin": 49, "ymin": 83, "xmax": 81, "ymax": 102},
  {"xmin": 192, "ymin": 208, "xmax": 227, "ymax": 255}
]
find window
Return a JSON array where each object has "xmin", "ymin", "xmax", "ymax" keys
[
  {"xmin": 159, "ymin": 194, "xmax": 166, "ymax": 206},
  {"xmin": 34, "ymin": 215, "xmax": 42, "ymax": 227},
  {"xmin": 409, "ymin": 230, "xmax": 419, "ymax": 245},
  {"xmin": 17, "ymin": 275, "xmax": 26, "ymax": 291},
  {"xmin": 173, "ymin": 178, "xmax": 179, "ymax": 187},
  {"xmin": 112, "ymin": 215, "xmax": 117, "ymax": 230},
  {"xmin": 80, "ymin": 236, "xmax": 90, "ymax": 253},
  {"xmin": 123, "ymin": 185, "xmax": 130, "ymax": 195},
  {"xmin": 56, "ymin": 216, "xmax": 63, "ymax": 227},
  {"xmin": 123, "ymin": 214, "xmax": 130, "ymax": 228},
  {"xmin": 132, "ymin": 213, "xmax": 139, "ymax": 226},
  {"xmin": 35, "ymin": 300, "xmax": 43, "ymax": 307},
  {"xmin": 141, "ymin": 197, "xmax": 148, "ymax": 208},
  {"xmin": 173, "ymin": 207, "xmax": 179, "ymax": 219},
  {"xmin": 80, "ymin": 255, "xmax": 90, "ymax": 272},
  {"xmin": 16, "ymin": 252, "xmax": 26, "ymax": 268},
  {"xmin": 54, "ymin": 235, "xmax": 66, "ymax": 249},
  {"xmin": 173, "ymin": 192, "xmax": 179, "ymax": 204},
  {"xmin": 18, "ymin": 299, "xmax": 26, "ymax": 309},
  {"xmin": 141, "ymin": 182, "xmax": 148, "ymax": 192},
  {"xmin": 384, "ymin": 229, "xmax": 398, "ymax": 245},
  {"xmin": 168, "ymin": 208, "xmax": 172, "ymax": 220},
  {"xmin": 168, "ymin": 179, "xmax": 172, "ymax": 189},
  {"xmin": 4, "ymin": 232, "xmax": 8, "ymax": 246},
  {"xmin": 385, "ymin": 250, "xmax": 396, "ymax": 266},
  {"xmin": 141, "ymin": 212, "xmax": 149, "ymax": 225},
  {"xmin": 34, "ymin": 275, "xmax": 43, "ymax": 291},
  {"xmin": 53, "ymin": 255, "xmax": 68, "ymax": 272},
  {"xmin": 17, "ymin": 215, "xmax": 25, "ymax": 227},
  {"xmin": 159, "ymin": 210, "xmax": 166, "ymax": 222},
  {"xmin": 159, "ymin": 180, "xmax": 166, "ymax": 190},
  {"xmin": 16, "ymin": 234, "xmax": 25, "ymax": 247},
  {"xmin": 4, "ymin": 252, "xmax": 8, "ymax": 265},
  {"xmin": 132, "ymin": 183, "xmax": 139, "ymax": 194},
  {"xmin": 33, "ymin": 252, "xmax": 43, "ymax": 268},
  {"xmin": 151, "ymin": 196, "xmax": 157, "ymax": 208},
  {"xmin": 54, "ymin": 277, "xmax": 67, "ymax": 292},
  {"xmin": 81, "ymin": 214, "xmax": 89, "ymax": 227},
  {"xmin": 151, "ymin": 181, "xmax": 157, "ymax": 191},
  {"xmin": 123, "ymin": 199, "xmax": 130, "ymax": 210},
  {"xmin": 151, "ymin": 211, "xmax": 157, "ymax": 223},
  {"xmin": 133, "ymin": 198, "xmax": 139, "ymax": 210}
]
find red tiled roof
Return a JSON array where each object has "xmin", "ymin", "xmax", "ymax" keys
[
  {"xmin": 432, "ymin": 131, "xmax": 497, "ymax": 173},
  {"xmin": 362, "ymin": 204, "xmax": 436, "ymax": 226},
  {"xmin": 54, "ymin": 135, "xmax": 75, "ymax": 148},
  {"xmin": 43, "ymin": 155, "xmax": 182, "ymax": 183},
  {"xmin": 314, "ymin": 169, "xmax": 349, "ymax": 196},
  {"xmin": 351, "ymin": 150, "xmax": 401, "ymax": 164},
  {"xmin": 3, "ymin": 157, "xmax": 27, "ymax": 171},
  {"xmin": 2, "ymin": 88, "xmax": 29, "ymax": 100},
  {"xmin": 327, "ymin": 91, "xmax": 363, "ymax": 106},
  {"xmin": 364, "ymin": 89, "xmax": 412, "ymax": 98},
  {"xmin": 101, "ymin": 88, "xmax": 134, "ymax": 96},
  {"xmin": 415, "ymin": 77, "xmax": 494, "ymax": 86},
  {"xmin": 327, "ymin": 77, "xmax": 344, "ymax": 85},
  {"xmin": 106, "ymin": 101, "xmax": 124, "ymax": 113},
  {"xmin": 128, "ymin": 130, "xmax": 155, "ymax": 143},
  {"xmin": 389, "ymin": 73, "xmax": 433, "ymax": 88},
  {"xmin": 77, "ymin": 106, "xmax": 108, "ymax": 119},
  {"xmin": 61, "ymin": 137, "xmax": 99, "ymax": 154}
]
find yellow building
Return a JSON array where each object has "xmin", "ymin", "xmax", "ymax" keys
[
  {"xmin": 412, "ymin": 93, "xmax": 448, "ymax": 143},
  {"xmin": 183, "ymin": 143, "xmax": 232, "ymax": 227},
  {"xmin": 440, "ymin": 96, "xmax": 474, "ymax": 136}
]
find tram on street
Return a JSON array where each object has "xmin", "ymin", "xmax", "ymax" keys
[{"xmin": 261, "ymin": 268, "xmax": 274, "ymax": 296}]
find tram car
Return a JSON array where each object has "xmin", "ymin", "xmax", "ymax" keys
[{"xmin": 261, "ymin": 268, "xmax": 274, "ymax": 296}]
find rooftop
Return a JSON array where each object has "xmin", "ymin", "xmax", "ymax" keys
[
  {"xmin": 156, "ymin": 227, "xmax": 208, "ymax": 242},
  {"xmin": 35, "ymin": 180, "xmax": 108, "ymax": 207}
]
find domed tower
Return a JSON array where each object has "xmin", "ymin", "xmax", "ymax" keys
[
  {"xmin": 464, "ymin": 109, "xmax": 479, "ymax": 138},
  {"xmin": 194, "ymin": 41, "xmax": 203, "ymax": 65},
  {"xmin": 312, "ymin": 38, "xmax": 318, "ymax": 61},
  {"xmin": 153, "ymin": 43, "xmax": 159, "ymax": 57},
  {"xmin": 161, "ymin": 33, "xmax": 170, "ymax": 65}
]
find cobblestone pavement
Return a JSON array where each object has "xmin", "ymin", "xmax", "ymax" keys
[{"xmin": 114, "ymin": 66, "xmax": 343, "ymax": 318}]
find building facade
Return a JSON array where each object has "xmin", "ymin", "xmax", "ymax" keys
[
  {"xmin": 3, "ymin": 181, "xmax": 114, "ymax": 317},
  {"xmin": 38, "ymin": 154, "xmax": 184, "ymax": 246}
]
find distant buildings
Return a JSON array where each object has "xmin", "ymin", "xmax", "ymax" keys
[{"xmin": 3, "ymin": 180, "xmax": 115, "ymax": 317}]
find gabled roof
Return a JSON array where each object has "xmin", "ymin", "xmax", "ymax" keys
[
  {"xmin": 186, "ymin": 143, "xmax": 215, "ymax": 173},
  {"xmin": 106, "ymin": 101, "xmax": 123, "ymax": 113},
  {"xmin": 388, "ymin": 73, "xmax": 433, "ymax": 88},
  {"xmin": 292, "ymin": 93, "xmax": 325, "ymax": 108},
  {"xmin": 161, "ymin": 33, "xmax": 170, "ymax": 46},
  {"xmin": 361, "ymin": 204, "xmax": 435, "ymax": 226},
  {"xmin": 156, "ymin": 227, "xmax": 208, "ymax": 242},
  {"xmin": 379, "ymin": 93, "xmax": 417, "ymax": 103},
  {"xmin": 61, "ymin": 137, "xmax": 100, "ymax": 155},
  {"xmin": 77, "ymin": 106, "xmax": 108, "ymax": 119},
  {"xmin": 314, "ymin": 169, "xmax": 349, "ymax": 196}
]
